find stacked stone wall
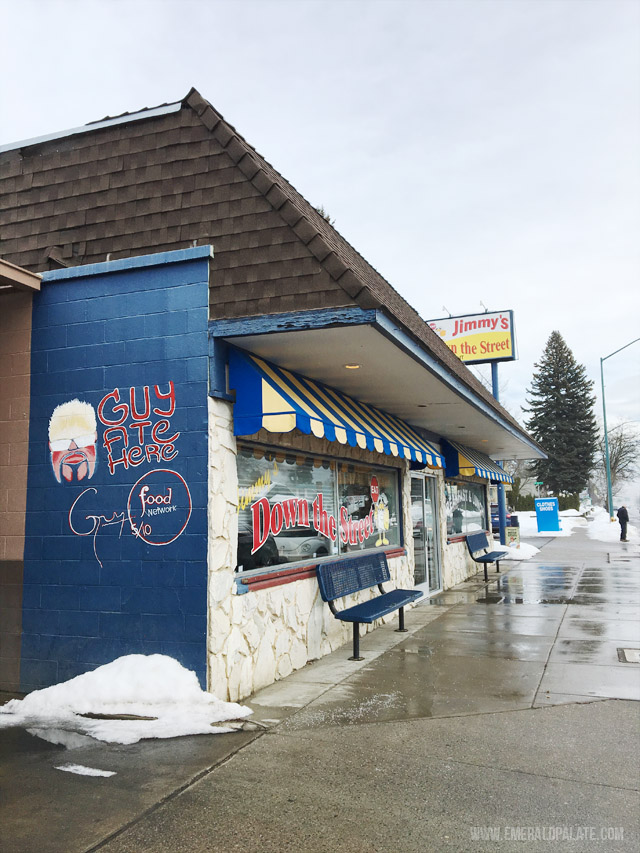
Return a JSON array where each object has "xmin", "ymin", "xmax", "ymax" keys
[{"xmin": 207, "ymin": 398, "xmax": 415, "ymax": 701}]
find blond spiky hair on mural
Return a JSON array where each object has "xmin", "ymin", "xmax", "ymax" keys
[
  {"xmin": 49, "ymin": 399, "xmax": 97, "ymax": 442},
  {"xmin": 48, "ymin": 399, "xmax": 98, "ymax": 483}
]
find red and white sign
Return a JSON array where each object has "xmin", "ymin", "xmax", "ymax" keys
[{"xmin": 250, "ymin": 493, "xmax": 375, "ymax": 555}]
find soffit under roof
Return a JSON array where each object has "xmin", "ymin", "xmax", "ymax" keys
[{"xmin": 225, "ymin": 324, "xmax": 542, "ymax": 462}]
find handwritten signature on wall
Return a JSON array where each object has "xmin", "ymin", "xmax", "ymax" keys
[{"xmin": 68, "ymin": 469, "xmax": 192, "ymax": 567}]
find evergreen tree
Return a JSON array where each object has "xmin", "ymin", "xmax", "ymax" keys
[
  {"xmin": 524, "ymin": 331, "xmax": 598, "ymax": 494},
  {"xmin": 314, "ymin": 205, "xmax": 335, "ymax": 225}
]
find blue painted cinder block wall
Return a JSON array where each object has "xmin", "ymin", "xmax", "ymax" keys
[{"xmin": 22, "ymin": 248, "xmax": 212, "ymax": 691}]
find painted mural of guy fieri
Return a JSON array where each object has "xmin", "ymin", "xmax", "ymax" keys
[{"xmin": 48, "ymin": 400, "xmax": 98, "ymax": 483}]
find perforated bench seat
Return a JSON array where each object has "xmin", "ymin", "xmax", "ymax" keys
[
  {"xmin": 337, "ymin": 587, "xmax": 423, "ymax": 624},
  {"xmin": 316, "ymin": 552, "xmax": 423, "ymax": 660},
  {"xmin": 466, "ymin": 531, "xmax": 509, "ymax": 582}
]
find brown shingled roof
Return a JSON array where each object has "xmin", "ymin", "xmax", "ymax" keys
[
  {"xmin": 180, "ymin": 89, "xmax": 533, "ymax": 443},
  {"xmin": 0, "ymin": 87, "xmax": 537, "ymax": 447}
]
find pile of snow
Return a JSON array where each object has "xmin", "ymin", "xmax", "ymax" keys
[
  {"xmin": 492, "ymin": 540, "xmax": 540, "ymax": 561},
  {"xmin": 0, "ymin": 655, "xmax": 251, "ymax": 745},
  {"xmin": 586, "ymin": 506, "xmax": 637, "ymax": 543},
  {"xmin": 514, "ymin": 510, "xmax": 586, "ymax": 538},
  {"xmin": 56, "ymin": 763, "xmax": 116, "ymax": 777}
]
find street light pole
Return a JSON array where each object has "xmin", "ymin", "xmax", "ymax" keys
[
  {"xmin": 600, "ymin": 357, "xmax": 614, "ymax": 521},
  {"xmin": 600, "ymin": 337, "xmax": 640, "ymax": 521}
]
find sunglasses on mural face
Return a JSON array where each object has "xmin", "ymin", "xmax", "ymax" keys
[{"xmin": 49, "ymin": 433, "xmax": 96, "ymax": 452}]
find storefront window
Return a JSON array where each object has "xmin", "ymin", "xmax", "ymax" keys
[
  {"xmin": 445, "ymin": 481, "xmax": 488, "ymax": 538},
  {"xmin": 338, "ymin": 463, "xmax": 400, "ymax": 553},
  {"xmin": 236, "ymin": 444, "xmax": 400, "ymax": 571}
]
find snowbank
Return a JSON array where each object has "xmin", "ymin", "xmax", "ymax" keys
[
  {"xmin": 0, "ymin": 655, "xmax": 252, "ymax": 745},
  {"xmin": 492, "ymin": 541, "xmax": 540, "ymax": 561},
  {"xmin": 586, "ymin": 506, "xmax": 637, "ymax": 543},
  {"xmin": 514, "ymin": 510, "xmax": 587, "ymax": 538},
  {"xmin": 56, "ymin": 763, "xmax": 116, "ymax": 777}
]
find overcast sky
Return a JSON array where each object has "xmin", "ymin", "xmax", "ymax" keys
[{"xmin": 1, "ymin": 0, "xmax": 639, "ymax": 431}]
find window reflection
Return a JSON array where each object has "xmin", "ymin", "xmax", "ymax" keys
[
  {"xmin": 445, "ymin": 481, "xmax": 488, "ymax": 538},
  {"xmin": 236, "ymin": 444, "xmax": 400, "ymax": 571}
]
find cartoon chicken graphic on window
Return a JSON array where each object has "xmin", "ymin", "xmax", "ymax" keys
[
  {"xmin": 370, "ymin": 476, "xmax": 390, "ymax": 547},
  {"xmin": 48, "ymin": 400, "xmax": 98, "ymax": 483}
]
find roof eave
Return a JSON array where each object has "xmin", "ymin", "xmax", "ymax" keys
[{"xmin": 0, "ymin": 257, "xmax": 41, "ymax": 291}]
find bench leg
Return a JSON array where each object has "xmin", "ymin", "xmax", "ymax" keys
[
  {"xmin": 349, "ymin": 622, "xmax": 364, "ymax": 661},
  {"xmin": 395, "ymin": 606, "xmax": 408, "ymax": 633},
  {"xmin": 496, "ymin": 561, "xmax": 500, "ymax": 573},
  {"xmin": 484, "ymin": 564, "xmax": 488, "ymax": 583}
]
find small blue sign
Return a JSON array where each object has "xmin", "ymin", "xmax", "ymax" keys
[{"xmin": 534, "ymin": 497, "xmax": 561, "ymax": 532}]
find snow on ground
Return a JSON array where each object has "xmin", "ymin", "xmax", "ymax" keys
[
  {"xmin": 55, "ymin": 763, "xmax": 116, "ymax": 777},
  {"xmin": 586, "ymin": 506, "xmax": 637, "ymax": 543},
  {"xmin": 0, "ymin": 655, "xmax": 251, "ymax": 745},
  {"xmin": 492, "ymin": 540, "xmax": 540, "ymax": 561},
  {"xmin": 514, "ymin": 510, "xmax": 587, "ymax": 538},
  {"xmin": 500, "ymin": 505, "xmax": 635, "ymax": 545},
  {"xmin": 488, "ymin": 507, "xmax": 589, "ymax": 555}
]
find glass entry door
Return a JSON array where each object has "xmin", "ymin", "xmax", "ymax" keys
[{"xmin": 410, "ymin": 475, "xmax": 442, "ymax": 593}]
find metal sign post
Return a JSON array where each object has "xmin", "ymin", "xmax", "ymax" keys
[
  {"xmin": 428, "ymin": 307, "xmax": 518, "ymax": 547},
  {"xmin": 491, "ymin": 362, "xmax": 508, "ymax": 545}
]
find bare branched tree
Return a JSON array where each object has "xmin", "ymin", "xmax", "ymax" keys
[
  {"xmin": 504, "ymin": 458, "xmax": 536, "ymax": 504},
  {"xmin": 591, "ymin": 421, "xmax": 640, "ymax": 509}
]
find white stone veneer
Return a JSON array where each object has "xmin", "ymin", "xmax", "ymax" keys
[{"xmin": 207, "ymin": 396, "xmax": 482, "ymax": 701}]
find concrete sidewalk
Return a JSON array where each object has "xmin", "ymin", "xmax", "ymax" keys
[{"xmin": 2, "ymin": 527, "xmax": 639, "ymax": 852}]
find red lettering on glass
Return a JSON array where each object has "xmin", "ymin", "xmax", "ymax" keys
[
  {"xmin": 271, "ymin": 503, "xmax": 284, "ymax": 536},
  {"xmin": 251, "ymin": 497, "xmax": 271, "ymax": 553},
  {"xmin": 328, "ymin": 514, "xmax": 337, "ymax": 541},
  {"xmin": 250, "ymin": 492, "xmax": 379, "ymax": 557},
  {"xmin": 312, "ymin": 493, "xmax": 334, "ymax": 540}
]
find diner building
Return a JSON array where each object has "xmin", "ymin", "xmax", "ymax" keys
[{"xmin": 0, "ymin": 90, "xmax": 544, "ymax": 700}]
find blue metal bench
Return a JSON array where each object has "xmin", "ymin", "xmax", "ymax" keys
[
  {"xmin": 316, "ymin": 552, "xmax": 423, "ymax": 660},
  {"xmin": 466, "ymin": 531, "xmax": 509, "ymax": 582}
]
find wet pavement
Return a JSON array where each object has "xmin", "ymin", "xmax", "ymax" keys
[{"xmin": 2, "ymin": 526, "xmax": 639, "ymax": 851}]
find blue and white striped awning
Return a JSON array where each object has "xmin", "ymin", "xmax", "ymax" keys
[
  {"xmin": 443, "ymin": 440, "xmax": 513, "ymax": 484},
  {"xmin": 228, "ymin": 347, "xmax": 443, "ymax": 469}
]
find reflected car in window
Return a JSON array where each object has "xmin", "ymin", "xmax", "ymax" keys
[
  {"xmin": 274, "ymin": 528, "xmax": 333, "ymax": 561},
  {"xmin": 237, "ymin": 530, "xmax": 279, "ymax": 571}
]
